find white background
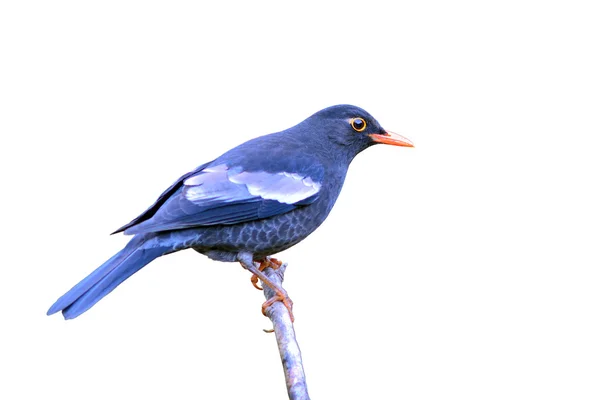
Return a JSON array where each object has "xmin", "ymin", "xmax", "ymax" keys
[{"xmin": 1, "ymin": 1, "xmax": 599, "ymax": 399}]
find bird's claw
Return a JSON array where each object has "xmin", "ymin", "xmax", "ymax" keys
[
  {"xmin": 240, "ymin": 254, "xmax": 294, "ymax": 322},
  {"xmin": 262, "ymin": 289, "xmax": 294, "ymax": 322},
  {"xmin": 251, "ymin": 276, "xmax": 262, "ymax": 290},
  {"xmin": 250, "ymin": 257, "xmax": 283, "ymax": 290}
]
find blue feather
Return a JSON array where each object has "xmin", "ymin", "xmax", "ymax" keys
[
  {"xmin": 47, "ymin": 234, "xmax": 170, "ymax": 319},
  {"xmin": 123, "ymin": 164, "xmax": 323, "ymax": 235}
]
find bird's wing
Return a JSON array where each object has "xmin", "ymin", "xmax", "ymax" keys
[
  {"xmin": 112, "ymin": 161, "xmax": 213, "ymax": 234},
  {"xmin": 122, "ymin": 163, "xmax": 323, "ymax": 234}
]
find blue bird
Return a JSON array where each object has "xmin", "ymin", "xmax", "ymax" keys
[{"xmin": 47, "ymin": 105, "xmax": 413, "ymax": 321}]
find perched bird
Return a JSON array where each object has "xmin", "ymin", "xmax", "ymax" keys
[{"xmin": 47, "ymin": 104, "xmax": 413, "ymax": 321}]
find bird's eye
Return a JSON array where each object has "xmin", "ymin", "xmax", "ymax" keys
[{"xmin": 351, "ymin": 117, "xmax": 367, "ymax": 132}]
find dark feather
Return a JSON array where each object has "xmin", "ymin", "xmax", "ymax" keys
[
  {"xmin": 123, "ymin": 163, "xmax": 323, "ymax": 234},
  {"xmin": 111, "ymin": 161, "xmax": 212, "ymax": 234}
]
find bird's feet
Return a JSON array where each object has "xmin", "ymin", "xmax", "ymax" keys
[
  {"xmin": 261, "ymin": 288, "xmax": 294, "ymax": 322},
  {"xmin": 251, "ymin": 257, "xmax": 284, "ymax": 290},
  {"xmin": 252, "ymin": 257, "xmax": 294, "ymax": 322},
  {"xmin": 237, "ymin": 253, "xmax": 294, "ymax": 322}
]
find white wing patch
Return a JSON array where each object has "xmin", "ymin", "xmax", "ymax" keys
[
  {"xmin": 183, "ymin": 164, "xmax": 228, "ymax": 186},
  {"xmin": 182, "ymin": 165, "xmax": 321, "ymax": 204},
  {"xmin": 229, "ymin": 171, "xmax": 321, "ymax": 204},
  {"xmin": 183, "ymin": 165, "xmax": 249, "ymax": 202}
]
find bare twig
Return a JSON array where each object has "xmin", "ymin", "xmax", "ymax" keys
[{"xmin": 262, "ymin": 263, "xmax": 310, "ymax": 400}]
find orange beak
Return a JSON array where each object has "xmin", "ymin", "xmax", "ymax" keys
[{"xmin": 369, "ymin": 130, "xmax": 414, "ymax": 147}]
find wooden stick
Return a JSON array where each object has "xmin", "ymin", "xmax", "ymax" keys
[{"xmin": 262, "ymin": 262, "xmax": 310, "ymax": 400}]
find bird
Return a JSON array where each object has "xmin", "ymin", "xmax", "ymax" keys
[{"xmin": 47, "ymin": 104, "xmax": 413, "ymax": 321}]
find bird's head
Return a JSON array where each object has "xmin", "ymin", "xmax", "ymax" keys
[{"xmin": 301, "ymin": 104, "xmax": 413, "ymax": 161}]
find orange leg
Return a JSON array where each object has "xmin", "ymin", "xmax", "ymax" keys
[
  {"xmin": 239, "ymin": 256, "xmax": 294, "ymax": 322},
  {"xmin": 250, "ymin": 257, "xmax": 284, "ymax": 290},
  {"xmin": 261, "ymin": 290, "xmax": 294, "ymax": 322}
]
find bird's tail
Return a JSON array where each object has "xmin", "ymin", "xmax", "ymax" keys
[{"xmin": 47, "ymin": 234, "xmax": 170, "ymax": 319}]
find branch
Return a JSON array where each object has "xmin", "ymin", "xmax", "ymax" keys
[{"xmin": 262, "ymin": 263, "xmax": 310, "ymax": 400}]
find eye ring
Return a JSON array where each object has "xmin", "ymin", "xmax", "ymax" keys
[{"xmin": 351, "ymin": 117, "xmax": 367, "ymax": 132}]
